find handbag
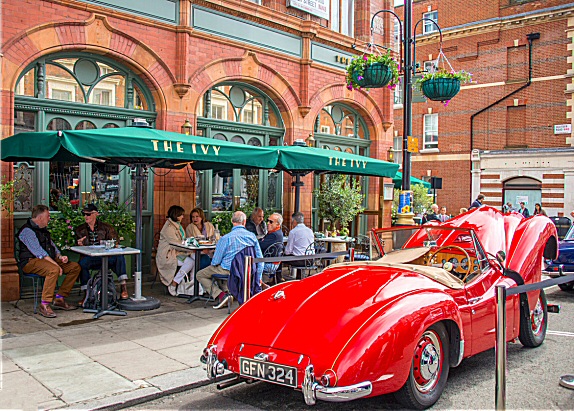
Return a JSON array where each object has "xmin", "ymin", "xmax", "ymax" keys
[{"xmin": 176, "ymin": 273, "xmax": 203, "ymax": 296}]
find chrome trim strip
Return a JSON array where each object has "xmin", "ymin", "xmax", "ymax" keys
[{"xmin": 302, "ymin": 364, "xmax": 372, "ymax": 405}]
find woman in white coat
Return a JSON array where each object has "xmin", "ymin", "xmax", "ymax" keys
[{"xmin": 156, "ymin": 205, "xmax": 195, "ymax": 296}]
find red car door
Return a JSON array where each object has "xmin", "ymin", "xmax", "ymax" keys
[{"xmin": 464, "ymin": 266, "xmax": 518, "ymax": 355}]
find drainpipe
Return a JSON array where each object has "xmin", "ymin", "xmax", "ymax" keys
[{"xmin": 469, "ymin": 32, "xmax": 540, "ymax": 199}]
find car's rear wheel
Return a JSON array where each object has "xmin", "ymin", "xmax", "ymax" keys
[
  {"xmin": 558, "ymin": 281, "xmax": 574, "ymax": 291},
  {"xmin": 395, "ymin": 322, "xmax": 450, "ymax": 410},
  {"xmin": 519, "ymin": 289, "xmax": 548, "ymax": 348}
]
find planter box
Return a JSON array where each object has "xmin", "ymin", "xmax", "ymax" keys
[{"xmin": 421, "ymin": 77, "xmax": 461, "ymax": 101}]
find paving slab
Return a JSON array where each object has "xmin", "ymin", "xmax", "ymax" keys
[
  {"xmin": 0, "ymin": 369, "xmax": 62, "ymax": 410},
  {"xmin": 1, "ymin": 354, "xmax": 20, "ymax": 373},
  {"xmin": 157, "ymin": 340, "xmax": 206, "ymax": 367},
  {"xmin": 3, "ymin": 342, "xmax": 92, "ymax": 373},
  {"xmin": 130, "ymin": 329, "xmax": 199, "ymax": 351},
  {"xmin": 34, "ymin": 361, "xmax": 138, "ymax": 404},
  {"xmin": 48, "ymin": 326, "xmax": 140, "ymax": 357},
  {"xmin": 91, "ymin": 346, "xmax": 188, "ymax": 381},
  {"xmin": 1, "ymin": 330, "xmax": 59, "ymax": 350},
  {"xmin": 54, "ymin": 386, "xmax": 161, "ymax": 410}
]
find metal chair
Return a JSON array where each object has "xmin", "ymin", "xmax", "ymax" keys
[
  {"xmin": 13, "ymin": 234, "xmax": 44, "ymax": 314},
  {"xmin": 291, "ymin": 242, "xmax": 321, "ymax": 279},
  {"xmin": 353, "ymin": 235, "xmax": 371, "ymax": 261},
  {"xmin": 262, "ymin": 241, "xmax": 284, "ymax": 285}
]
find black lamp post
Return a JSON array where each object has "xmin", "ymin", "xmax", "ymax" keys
[{"xmin": 370, "ymin": 1, "xmax": 442, "ymax": 224}]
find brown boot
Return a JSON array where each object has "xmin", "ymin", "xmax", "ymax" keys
[
  {"xmin": 38, "ymin": 303, "xmax": 57, "ymax": 318},
  {"xmin": 120, "ymin": 283, "xmax": 129, "ymax": 300},
  {"xmin": 53, "ymin": 297, "xmax": 77, "ymax": 311}
]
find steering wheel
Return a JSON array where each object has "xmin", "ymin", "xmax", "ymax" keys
[{"xmin": 427, "ymin": 245, "xmax": 472, "ymax": 280}]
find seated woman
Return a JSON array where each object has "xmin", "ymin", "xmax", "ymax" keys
[
  {"xmin": 156, "ymin": 205, "xmax": 196, "ymax": 296},
  {"xmin": 185, "ymin": 207, "xmax": 215, "ymax": 270}
]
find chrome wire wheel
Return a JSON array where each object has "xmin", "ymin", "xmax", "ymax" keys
[
  {"xmin": 530, "ymin": 296, "xmax": 545, "ymax": 336},
  {"xmin": 413, "ymin": 330, "xmax": 442, "ymax": 393}
]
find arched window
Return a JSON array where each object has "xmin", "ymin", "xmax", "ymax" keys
[
  {"xmin": 196, "ymin": 82, "xmax": 285, "ymax": 215},
  {"xmin": 13, "ymin": 53, "xmax": 157, "ymax": 212},
  {"xmin": 312, "ymin": 103, "xmax": 371, "ymax": 233}
]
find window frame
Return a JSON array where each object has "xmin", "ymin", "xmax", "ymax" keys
[
  {"xmin": 423, "ymin": 113, "xmax": 439, "ymax": 150},
  {"xmin": 423, "ymin": 10, "xmax": 438, "ymax": 34}
]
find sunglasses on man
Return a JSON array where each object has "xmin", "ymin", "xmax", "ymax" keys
[
  {"xmin": 267, "ymin": 219, "xmax": 276, "ymax": 224},
  {"xmin": 82, "ymin": 212, "xmax": 95, "ymax": 217}
]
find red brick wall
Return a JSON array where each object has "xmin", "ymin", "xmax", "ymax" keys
[{"xmin": 393, "ymin": 0, "xmax": 572, "ymax": 213}]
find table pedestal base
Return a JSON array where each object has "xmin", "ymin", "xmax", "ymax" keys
[{"xmin": 83, "ymin": 307, "xmax": 127, "ymax": 319}]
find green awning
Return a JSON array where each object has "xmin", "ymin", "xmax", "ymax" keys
[
  {"xmin": 275, "ymin": 145, "xmax": 399, "ymax": 178},
  {"xmin": 1, "ymin": 128, "xmax": 279, "ymax": 170},
  {"xmin": 393, "ymin": 171, "xmax": 431, "ymax": 188}
]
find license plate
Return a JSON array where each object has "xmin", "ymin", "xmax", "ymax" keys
[{"xmin": 239, "ymin": 357, "xmax": 297, "ymax": 388}]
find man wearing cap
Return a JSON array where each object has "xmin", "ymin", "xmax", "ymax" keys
[
  {"xmin": 75, "ymin": 204, "xmax": 129, "ymax": 301},
  {"xmin": 17, "ymin": 204, "xmax": 81, "ymax": 318}
]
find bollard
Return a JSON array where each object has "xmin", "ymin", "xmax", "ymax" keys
[{"xmin": 495, "ymin": 285, "xmax": 507, "ymax": 410}]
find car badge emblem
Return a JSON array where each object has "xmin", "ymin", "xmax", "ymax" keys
[
  {"xmin": 254, "ymin": 353, "xmax": 269, "ymax": 361},
  {"xmin": 274, "ymin": 290, "xmax": 285, "ymax": 300}
]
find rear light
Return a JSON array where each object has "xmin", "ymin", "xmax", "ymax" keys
[{"xmin": 320, "ymin": 369, "xmax": 337, "ymax": 387}]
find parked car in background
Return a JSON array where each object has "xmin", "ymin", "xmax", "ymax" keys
[
  {"xmin": 203, "ymin": 207, "xmax": 558, "ymax": 409},
  {"xmin": 543, "ymin": 224, "xmax": 574, "ymax": 291}
]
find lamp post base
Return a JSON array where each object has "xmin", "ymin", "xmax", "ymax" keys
[{"xmin": 396, "ymin": 212, "xmax": 416, "ymax": 226}]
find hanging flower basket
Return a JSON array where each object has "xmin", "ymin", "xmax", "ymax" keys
[
  {"xmin": 352, "ymin": 62, "xmax": 393, "ymax": 89},
  {"xmin": 346, "ymin": 50, "xmax": 399, "ymax": 91},
  {"xmin": 420, "ymin": 77, "xmax": 461, "ymax": 102}
]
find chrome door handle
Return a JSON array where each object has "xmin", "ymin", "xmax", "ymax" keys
[{"xmin": 469, "ymin": 297, "xmax": 482, "ymax": 304}]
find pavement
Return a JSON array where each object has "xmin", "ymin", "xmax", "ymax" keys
[{"xmin": 0, "ymin": 282, "xmax": 232, "ymax": 410}]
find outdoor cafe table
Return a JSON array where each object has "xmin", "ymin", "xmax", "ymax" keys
[
  {"xmin": 316, "ymin": 236, "xmax": 355, "ymax": 263},
  {"xmin": 168, "ymin": 241, "xmax": 216, "ymax": 303},
  {"xmin": 70, "ymin": 245, "xmax": 141, "ymax": 319}
]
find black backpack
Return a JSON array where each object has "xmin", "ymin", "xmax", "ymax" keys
[{"xmin": 83, "ymin": 271, "xmax": 117, "ymax": 310}]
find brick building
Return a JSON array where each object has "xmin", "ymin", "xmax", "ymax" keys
[
  {"xmin": 0, "ymin": 0, "xmax": 397, "ymax": 300},
  {"xmin": 392, "ymin": 0, "xmax": 574, "ymax": 216}
]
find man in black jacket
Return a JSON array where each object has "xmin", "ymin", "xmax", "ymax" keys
[
  {"xmin": 259, "ymin": 213, "xmax": 284, "ymax": 284},
  {"xmin": 17, "ymin": 204, "xmax": 81, "ymax": 318},
  {"xmin": 421, "ymin": 204, "xmax": 441, "ymax": 224},
  {"xmin": 245, "ymin": 207, "xmax": 267, "ymax": 239}
]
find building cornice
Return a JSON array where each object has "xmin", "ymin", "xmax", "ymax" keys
[{"xmin": 415, "ymin": 4, "xmax": 574, "ymax": 45}]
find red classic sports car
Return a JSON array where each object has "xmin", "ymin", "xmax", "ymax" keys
[{"xmin": 203, "ymin": 206, "xmax": 558, "ymax": 409}]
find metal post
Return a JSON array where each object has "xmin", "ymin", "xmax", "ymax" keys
[
  {"xmin": 402, "ymin": 0, "xmax": 413, "ymax": 194},
  {"xmin": 495, "ymin": 284, "xmax": 507, "ymax": 410},
  {"xmin": 133, "ymin": 164, "xmax": 144, "ymax": 300},
  {"xmin": 292, "ymin": 173, "xmax": 303, "ymax": 213}
]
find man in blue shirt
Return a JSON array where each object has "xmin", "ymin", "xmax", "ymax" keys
[
  {"xmin": 196, "ymin": 211, "xmax": 263, "ymax": 309},
  {"xmin": 17, "ymin": 204, "xmax": 81, "ymax": 318}
]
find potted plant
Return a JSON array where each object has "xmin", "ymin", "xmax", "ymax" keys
[
  {"xmin": 48, "ymin": 196, "xmax": 135, "ymax": 250},
  {"xmin": 416, "ymin": 68, "xmax": 472, "ymax": 104},
  {"xmin": 346, "ymin": 50, "xmax": 400, "ymax": 91},
  {"xmin": 314, "ymin": 175, "xmax": 365, "ymax": 235}
]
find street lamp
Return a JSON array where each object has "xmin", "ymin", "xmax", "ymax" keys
[{"xmin": 371, "ymin": 1, "xmax": 442, "ymax": 225}]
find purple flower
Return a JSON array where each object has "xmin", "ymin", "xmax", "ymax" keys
[
  {"xmin": 363, "ymin": 55, "xmax": 368, "ymax": 61},
  {"xmin": 357, "ymin": 75, "xmax": 364, "ymax": 81},
  {"xmin": 443, "ymin": 100, "xmax": 450, "ymax": 107},
  {"xmin": 66, "ymin": 219, "xmax": 70, "ymax": 223},
  {"xmin": 68, "ymin": 225, "xmax": 73, "ymax": 229},
  {"xmin": 347, "ymin": 84, "xmax": 353, "ymax": 91}
]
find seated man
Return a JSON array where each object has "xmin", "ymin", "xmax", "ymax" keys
[
  {"xmin": 284, "ymin": 211, "xmax": 314, "ymax": 271},
  {"xmin": 75, "ymin": 204, "xmax": 129, "ymax": 300},
  {"xmin": 18, "ymin": 204, "xmax": 81, "ymax": 318},
  {"xmin": 421, "ymin": 204, "xmax": 441, "ymax": 224},
  {"xmin": 245, "ymin": 207, "xmax": 267, "ymax": 239},
  {"xmin": 259, "ymin": 212, "xmax": 284, "ymax": 284},
  {"xmin": 196, "ymin": 211, "xmax": 263, "ymax": 309}
]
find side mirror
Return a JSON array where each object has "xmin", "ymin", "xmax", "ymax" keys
[{"xmin": 496, "ymin": 251, "xmax": 506, "ymax": 265}]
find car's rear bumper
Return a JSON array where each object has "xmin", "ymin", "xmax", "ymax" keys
[{"xmin": 302, "ymin": 365, "xmax": 372, "ymax": 405}]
